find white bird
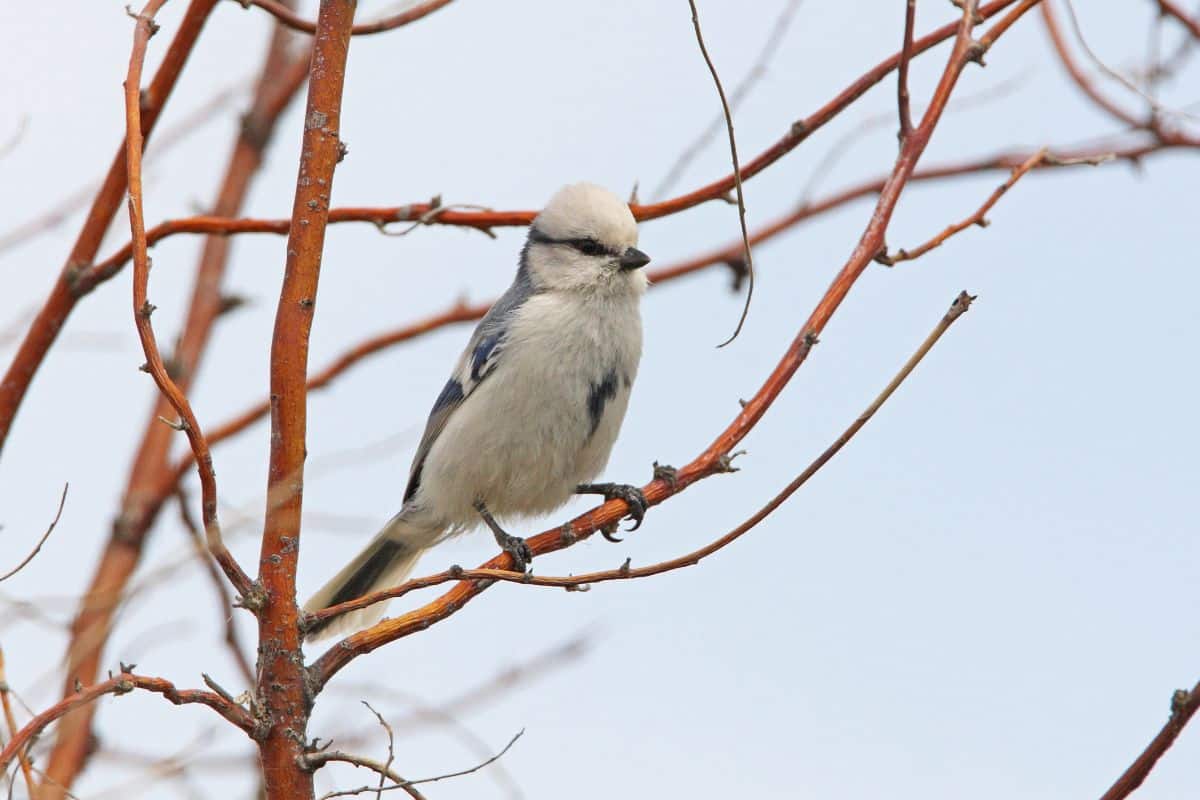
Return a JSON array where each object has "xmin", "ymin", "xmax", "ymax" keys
[{"xmin": 305, "ymin": 182, "xmax": 652, "ymax": 639}]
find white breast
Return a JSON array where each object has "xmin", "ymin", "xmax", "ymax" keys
[{"xmin": 417, "ymin": 289, "xmax": 642, "ymax": 527}]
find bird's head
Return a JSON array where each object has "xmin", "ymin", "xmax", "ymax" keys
[{"xmin": 521, "ymin": 182, "xmax": 650, "ymax": 296}]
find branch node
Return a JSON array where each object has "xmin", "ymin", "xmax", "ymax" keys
[
  {"xmin": 559, "ymin": 523, "xmax": 577, "ymax": 545},
  {"xmin": 202, "ymin": 673, "xmax": 237, "ymax": 705},
  {"xmin": 652, "ymin": 461, "xmax": 679, "ymax": 490},
  {"xmin": 234, "ymin": 581, "xmax": 268, "ymax": 613},
  {"xmin": 1170, "ymin": 688, "xmax": 1189, "ymax": 717},
  {"xmin": 138, "ymin": 300, "xmax": 157, "ymax": 319},
  {"xmin": 156, "ymin": 415, "xmax": 189, "ymax": 432},
  {"xmin": 715, "ymin": 450, "xmax": 746, "ymax": 474}
]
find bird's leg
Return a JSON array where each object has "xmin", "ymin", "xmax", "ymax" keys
[
  {"xmin": 473, "ymin": 500, "xmax": 532, "ymax": 573},
  {"xmin": 575, "ymin": 482, "xmax": 649, "ymax": 540}
]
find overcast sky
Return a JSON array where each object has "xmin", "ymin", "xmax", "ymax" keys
[{"xmin": 1, "ymin": 1, "xmax": 1198, "ymax": 798}]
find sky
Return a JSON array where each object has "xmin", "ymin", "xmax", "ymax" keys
[{"xmin": 1, "ymin": 1, "xmax": 1198, "ymax": 798}]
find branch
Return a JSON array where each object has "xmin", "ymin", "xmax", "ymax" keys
[
  {"xmin": 309, "ymin": 292, "xmax": 974, "ymax": 623},
  {"xmin": 897, "ymin": 0, "xmax": 917, "ymax": 140},
  {"xmin": 310, "ymin": 731, "xmax": 523, "ymax": 800},
  {"xmin": 0, "ymin": 648, "xmax": 35, "ymax": 799},
  {"xmin": 1041, "ymin": 1, "xmax": 1143, "ymax": 128},
  {"xmin": 653, "ymin": 0, "xmax": 803, "ymax": 200},
  {"xmin": 236, "ymin": 0, "xmax": 454, "ymax": 36},
  {"xmin": 310, "ymin": 0, "xmax": 1042, "ymax": 691},
  {"xmin": 1158, "ymin": 0, "xmax": 1200, "ymax": 40},
  {"xmin": 123, "ymin": 0, "xmax": 254, "ymax": 599},
  {"xmin": 0, "ymin": 0, "xmax": 221, "ymax": 455},
  {"xmin": 53, "ymin": 136, "xmax": 1200, "ymax": 567},
  {"xmin": 40, "ymin": 18, "xmax": 307, "ymax": 798},
  {"xmin": 1099, "ymin": 680, "xmax": 1200, "ymax": 800},
  {"xmin": 878, "ymin": 146, "xmax": 1067, "ymax": 264},
  {"xmin": 301, "ymin": 702, "xmax": 426, "ymax": 800},
  {"xmin": 256, "ymin": 1, "xmax": 358, "ymax": 797},
  {"xmin": 83, "ymin": 0, "xmax": 1029, "ymax": 286},
  {"xmin": 174, "ymin": 489, "xmax": 255, "ymax": 687},
  {"xmin": 0, "ymin": 483, "xmax": 67, "ymax": 582},
  {"xmin": 0, "ymin": 671, "xmax": 255, "ymax": 775},
  {"xmin": 686, "ymin": 0, "xmax": 756, "ymax": 346}
]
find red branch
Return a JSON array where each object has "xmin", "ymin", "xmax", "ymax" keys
[
  {"xmin": 0, "ymin": 0, "xmax": 220, "ymax": 455},
  {"xmin": 1157, "ymin": 0, "xmax": 1200, "ymax": 41},
  {"xmin": 39, "ymin": 12, "xmax": 307, "ymax": 799},
  {"xmin": 0, "ymin": 672, "xmax": 254, "ymax": 775},
  {"xmin": 82, "ymin": 0, "xmax": 1027, "ymax": 288},
  {"xmin": 309, "ymin": 0, "xmax": 1044, "ymax": 689},
  {"xmin": 256, "ymin": 1, "xmax": 357, "ymax": 798},
  {"xmin": 1099, "ymin": 681, "xmax": 1200, "ymax": 800},
  {"xmin": 308, "ymin": 291, "xmax": 975, "ymax": 624}
]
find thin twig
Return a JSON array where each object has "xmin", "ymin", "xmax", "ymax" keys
[
  {"xmin": 0, "ymin": 649, "xmax": 35, "ymax": 800},
  {"xmin": 653, "ymin": 0, "xmax": 803, "ymax": 199},
  {"xmin": 314, "ymin": 731, "xmax": 523, "ymax": 800},
  {"xmin": 173, "ymin": 489, "xmax": 255, "ymax": 686},
  {"xmin": 1059, "ymin": 0, "xmax": 1197, "ymax": 121},
  {"xmin": 361, "ymin": 702, "xmax": 396, "ymax": 800},
  {"xmin": 236, "ymin": 0, "xmax": 454, "ymax": 36},
  {"xmin": 0, "ymin": 483, "xmax": 68, "ymax": 582},
  {"xmin": 686, "ymin": 0, "xmax": 756, "ymax": 347},
  {"xmin": 898, "ymin": 0, "xmax": 917, "ymax": 140}
]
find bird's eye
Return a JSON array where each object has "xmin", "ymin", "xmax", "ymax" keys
[{"xmin": 572, "ymin": 238, "xmax": 606, "ymax": 257}]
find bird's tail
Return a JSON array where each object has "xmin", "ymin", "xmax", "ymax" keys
[{"xmin": 304, "ymin": 511, "xmax": 442, "ymax": 640}]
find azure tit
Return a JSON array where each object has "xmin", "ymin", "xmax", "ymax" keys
[{"xmin": 305, "ymin": 182, "xmax": 652, "ymax": 638}]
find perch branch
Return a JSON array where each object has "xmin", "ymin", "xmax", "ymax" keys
[{"xmin": 310, "ymin": 292, "xmax": 974, "ymax": 621}]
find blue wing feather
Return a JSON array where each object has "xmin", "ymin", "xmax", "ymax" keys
[{"xmin": 402, "ymin": 266, "xmax": 537, "ymax": 504}]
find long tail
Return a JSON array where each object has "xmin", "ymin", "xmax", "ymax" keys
[{"xmin": 304, "ymin": 511, "xmax": 442, "ymax": 640}]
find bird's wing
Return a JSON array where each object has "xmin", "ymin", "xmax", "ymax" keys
[{"xmin": 402, "ymin": 270, "xmax": 535, "ymax": 504}]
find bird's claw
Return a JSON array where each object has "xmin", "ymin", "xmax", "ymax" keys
[
  {"xmin": 604, "ymin": 484, "xmax": 648, "ymax": 533},
  {"xmin": 497, "ymin": 532, "xmax": 533, "ymax": 573}
]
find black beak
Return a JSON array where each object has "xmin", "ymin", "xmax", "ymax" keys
[{"xmin": 619, "ymin": 247, "xmax": 651, "ymax": 270}]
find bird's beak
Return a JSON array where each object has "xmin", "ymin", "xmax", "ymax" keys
[{"xmin": 619, "ymin": 247, "xmax": 651, "ymax": 270}]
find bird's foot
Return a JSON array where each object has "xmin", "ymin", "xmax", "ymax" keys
[
  {"xmin": 474, "ymin": 500, "xmax": 533, "ymax": 572},
  {"xmin": 495, "ymin": 531, "xmax": 533, "ymax": 573},
  {"xmin": 576, "ymin": 482, "xmax": 649, "ymax": 540}
]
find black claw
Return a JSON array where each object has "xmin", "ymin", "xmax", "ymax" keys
[
  {"xmin": 576, "ymin": 483, "xmax": 650, "ymax": 537},
  {"xmin": 601, "ymin": 523, "xmax": 623, "ymax": 544},
  {"xmin": 498, "ymin": 533, "xmax": 532, "ymax": 573}
]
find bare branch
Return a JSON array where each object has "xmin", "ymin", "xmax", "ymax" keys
[
  {"xmin": 0, "ymin": 648, "xmax": 35, "ymax": 799},
  {"xmin": 310, "ymin": 293, "xmax": 975, "ymax": 622},
  {"xmin": 235, "ymin": 0, "xmax": 455, "ymax": 36},
  {"xmin": 312, "ymin": 731, "xmax": 523, "ymax": 800},
  {"xmin": 1099, "ymin": 680, "xmax": 1200, "ymax": 800},
  {"xmin": 876, "ymin": 146, "xmax": 1103, "ymax": 265},
  {"xmin": 174, "ymin": 490, "xmax": 255, "ymax": 686},
  {"xmin": 653, "ymin": 0, "xmax": 803, "ymax": 199},
  {"xmin": 0, "ymin": 483, "xmax": 67, "ymax": 582},
  {"xmin": 0, "ymin": 671, "xmax": 255, "ymax": 774},
  {"xmin": 686, "ymin": 0, "xmax": 756, "ymax": 347},
  {"xmin": 898, "ymin": 0, "xmax": 917, "ymax": 140},
  {"xmin": 122, "ymin": 0, "xmax": 255, "ymax": 600}
]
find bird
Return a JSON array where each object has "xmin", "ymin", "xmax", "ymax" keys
[{"xmin": 304, "ymin": 182, "xmax": 652, "ymax": 639}]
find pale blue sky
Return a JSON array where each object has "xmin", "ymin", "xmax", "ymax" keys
[{"xmin": 1, "ymin": 1, "xmax": 1197, "ymax": 798}]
